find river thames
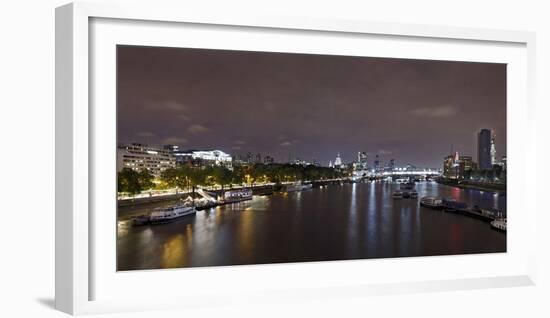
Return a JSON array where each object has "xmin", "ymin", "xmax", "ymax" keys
[{"xmin": 117, "ymin": 181, "xmax": 506, "ymax": 271}]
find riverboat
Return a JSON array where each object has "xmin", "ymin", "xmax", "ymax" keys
[
  {"xmin": 481, "ymin": 207, "xmax": 505, "ymax": 219},
  {"xmin": 222, "ymin": 189, "xmax": 253, "ymax": 203},
  {"xmin": 392, "ymin": 190, "xmax": 403, "ymax": 199},
  {"xmin": 399, "ymin": 182, "xmax": 416, "ymax": 198},
  {"xmin": 490, "ymin": 218, "xmax": 507, "ymax": 232},
  {"xmin": 442, "ymin": 198, "xmax": 468, "ymax": 212},
  {"xmin": 409, "ymin": 190, "xmax": 418, "ymax": 198},
  {"xmin": 419, "ymin": 196, "xmax": 443, "ymax": 209},
  {"xmin": 149, "ymin": 203, "xmax": 196, "ymax": 224}
]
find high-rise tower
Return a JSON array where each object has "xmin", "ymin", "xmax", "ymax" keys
[
  {"xmin": 477, "ymin": 129, "xmax": 492, "ymax": 169},
  {"xmin": 490, "ymin": 133, "xmax": 496, "ymax": 165}
]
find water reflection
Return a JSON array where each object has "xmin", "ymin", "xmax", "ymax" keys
[
  {"xmin": 237, "ymin": 210, "xmax": 255, "ymax": 262},
  {"xmin": 117, "ymin": 181, "xmax": 506, "ymax": 270},
  {"xmin": 347, "ymin": 183, "xmax": 359, "ymax": 255},
  {"xmin": 160, "ymin": 234, "xmax": 186, "ymax": 268}
]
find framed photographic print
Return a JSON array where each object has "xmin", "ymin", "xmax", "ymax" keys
[{"xmin": 56, "ymin": 2, "xmax": 537, "ymax": 315}]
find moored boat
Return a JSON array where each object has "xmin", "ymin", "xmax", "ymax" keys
[
  {"xmin": 149, "ymin": 204, "xmax": 196, "ymax": 224},
  {"xmin": 481, "ymin": 207, "xmax": 505, "ymax": 219},
  {"xmin": 419, "ymin": 196, "xmax": 443, "ymax": 209},
  {"xmin": 399, "ymin": 182, "xmax": 415, "ymax": 199},
  {"xmin": 392, "ymin": 190, "xmax": 403, "ymax": 199},
  {"xmin": 222, "ymin": 189, "xmax": 253, "ymax": 203},
  {"xmin": 409, "ymin": 190, "xmax": 418, "ymax": 198},
  {"xmin": 442, "ymin": 198, "xmax": 468, "ymax": 212},
  {"xmin": 490, "ymin": 218, "xmax": 507, "ymax": 232}
]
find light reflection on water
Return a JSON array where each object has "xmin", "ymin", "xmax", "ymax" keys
[
  {"xmin": 117, "ymin": 181, "xmax": 506, "ymax": 271},
  {"xmin": 161, "ymin": 234, "xmax": 186, "ymax": 268}
]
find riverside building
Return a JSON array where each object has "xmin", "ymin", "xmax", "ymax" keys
[
  {"xmin": 117, "ymin": 143, "xmax": 176, "ymax": 177},
  {"xmin": 165, "ymin": 146, "xmax": 233, "ymax": 170},
  {"xmin": 478, "ymin": 129, "xmax": 492, "ymax": 169}
]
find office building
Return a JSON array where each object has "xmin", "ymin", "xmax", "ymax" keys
[
  {"xmin": 374, "ymin": 154, "xmax": 380, "ymax": 171},
  {"xmin": 458, "ymin": 155, "xmax": 474, "ymax": 178},
  {"xmin": 443, "ymin": 152, "xmax": 459, "ymax": 178},
  {"xmin": 117, "ymin": 143, "xmax": 176, "ymax": 177},
  {"xmin": 477, "ymin": 129, "xmax": 492, "ymax": 169},
  {"xmin": 490, "ymin": 134, "xmax": 497, "ymax": 165}
]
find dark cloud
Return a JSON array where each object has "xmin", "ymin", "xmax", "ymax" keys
[
  {"xmin": 162, "ymin": 136, "xmax": 187, "ymax": 145},
  {"xmin": 410, "ymin": 105, "xmax": 457, "ymax": 118},
  {"xmin": 187, "ymin": 124, "xmax": 209, "ymax": 134},
  {"xmin": 117, "ymin": 46, "xmax": 506, "ymax": 168},
  {"xmin": 136, "ymin": 131, "xmax": 154, "ymax": 137}
]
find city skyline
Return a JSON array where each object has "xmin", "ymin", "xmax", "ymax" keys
[
  {"xmin": 119, "ymin": 133, "xmax": 501, "ymax": 170},
  {"xmin": 117, "ymin": 46, "xmax": 506, "ymax": 168}
]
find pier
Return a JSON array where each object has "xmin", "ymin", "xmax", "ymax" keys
[{"xmin": 445, "ymin": 207, "xmax": 500, "ymax": 222}]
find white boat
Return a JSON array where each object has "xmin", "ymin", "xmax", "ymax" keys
[
  {"xmin": 222, "ymin": 189, "xmax": 253, "ymax": 203},
  {"xmin": 392, "ymin": 190, "xmax": 403, "ymax": 199},
  {"xmin": 490, "ymin": 219, "xmax": 507, "ymax": 232},
  {"xmin": 149, "ymin": 204, "xmax": 196, "ymax": 224},
  {"xmin": 419, "ymin": 196, "xmax": 443, "ymax": 209}
]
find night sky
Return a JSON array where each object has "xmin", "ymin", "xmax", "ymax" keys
[{"xmin": 117, "ymin": 45, "xmax": 506, "ymax": 168}]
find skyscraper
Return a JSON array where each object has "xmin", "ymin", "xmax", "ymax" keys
[
  {"xmin": 357, "ymin": 151, "xmax": 368, "ymax": 169},
  {"xmin": 478, "ymin": 129, "xmax": 492, "ymax": 169},
  {"xmin": 374, "ymin": 154, "xmax": 380, "ymax": 171},
  {"xmin": 490, "ymin": 134, "xmax": 497, "ymax": 165}
]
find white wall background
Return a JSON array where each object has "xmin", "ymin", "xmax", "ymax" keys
[{"xmin": 0, "ymin": 0, "xmax": 547, "ymax": 317}]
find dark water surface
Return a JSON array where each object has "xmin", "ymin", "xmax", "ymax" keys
[{"xmin": 117, "ymin": 181, "xmax": 506, "ymax": 271}]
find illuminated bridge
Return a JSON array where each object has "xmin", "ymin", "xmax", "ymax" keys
[
  {"xmin": 352, "ymin": 168, "xmax": 441, "ymax": 180},
  {"xmin": 378, "ymin": 169, "xmax": 440, "ymax": 177}
]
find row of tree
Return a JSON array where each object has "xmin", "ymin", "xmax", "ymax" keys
[
  {"xmin": 117, "ymin": 163, "xmax": 345, "ymax": 195},
  {"xmin": 117, "ymin": 168, "xmax": 155, "ymax": 195}
]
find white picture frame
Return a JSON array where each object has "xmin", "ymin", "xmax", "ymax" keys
[{"xmin": 55, "ymin": 2, "xmax": 537, "ymax": 315}]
